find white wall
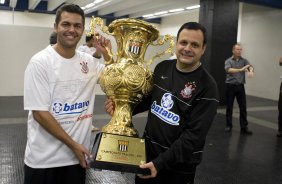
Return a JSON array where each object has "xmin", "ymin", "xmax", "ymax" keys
[
  {"xmin": 1, "ymin": 3, "xmax": 281, "ymax": 100},
  {"xmin": 0, "ymin": 25, "xmax": 52, "ymax": 96},
  {"xmin": 0, "ymin": 10, "xmax": 165, "ymax": 96},
  {"xmin": 239, "ymin": 3, "xmax": 282, "ymax": 100},
  {"xmin": 160, "ymin": 10, "xmax": 199, "ymax": 36},
  {"xmin": 0, "ymin": 11, "xmax": 91, "ymax": 96}
]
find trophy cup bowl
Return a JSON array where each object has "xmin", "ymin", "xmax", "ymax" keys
[{"xmin": 89, "ymin": 17, "xmax": 174, "ymax": 174}]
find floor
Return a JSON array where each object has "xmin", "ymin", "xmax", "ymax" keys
[{"xmin": 1, "ymin": 95, "xmax": 282, "ymax": 184}]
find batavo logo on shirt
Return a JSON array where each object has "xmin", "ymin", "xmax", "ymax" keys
[
  {"xmin": 151, "ymin": 93, "xmax": 180, "ymax": 126},
  {"xmin": 52, "ymin": 100, "xmax": 89, "ymax": 115}
]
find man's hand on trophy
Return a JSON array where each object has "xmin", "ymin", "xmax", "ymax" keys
[
  {"xmin": 92, "ymin": 33, "xmax": 112, "ymax": 61},
  {"xmin": 137, "ymin": 161, "xmax": 157, "ymax": 179},
  {"xmin": 104, "ymin": 98, "xmax": 114, "ymax": 116}
]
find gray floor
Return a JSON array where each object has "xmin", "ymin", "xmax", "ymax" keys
[{"xmin": 1, "ymin": 95, "xmax": 282, "ymax": 184}]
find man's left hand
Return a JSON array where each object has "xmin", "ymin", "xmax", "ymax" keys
[{"xmin": 137, "ymin": 161, "xmax": 158, "ymax": 179}]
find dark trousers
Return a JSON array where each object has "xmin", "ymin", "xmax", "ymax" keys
[
  {"xmin": 278, "ymin": 82, "xmax": 282, "ymax": 132},
  {"xmin": 24, "ymin": 164, "xmax": 85, "ymax": 184},
  {"xmin": 135, "ymin": 170, "xmax": 196, "ymax": 184},
  {"xmin": 225, "ymin": 83, "xmax": 248, "ymax": 129}
]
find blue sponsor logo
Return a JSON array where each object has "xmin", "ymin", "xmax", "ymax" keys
[
  {"xmin": 53, "ymin": 103, "xmax": 63, "ymax": 113},
  {"xmin": 52, "ymin": 101, "xmax": 89, "ymax": 115},
  {"xmin": 161, "ymin": 93, "xmax": 174, "ymax": 110},
  {"xmin": 151, "ymin": 93, "xmax": 179, "ymax": 126}
]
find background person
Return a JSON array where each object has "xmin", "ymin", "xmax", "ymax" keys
[
  {"xmin": 224, "ymin": 43, "xmax": 254, "ymax": 135},
  {"xmin": 49, "ymin": 31, "xmax": 57, "ymax": 45},
  {"xmin": 77, "ymin": 34, "xmax": 102, "ymax": 59}
]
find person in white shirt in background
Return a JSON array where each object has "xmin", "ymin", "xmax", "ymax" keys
[{"xmin": 78, "ymin": 34, "xmax": 102, "ymax": 59}]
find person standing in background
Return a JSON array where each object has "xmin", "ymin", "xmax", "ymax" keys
[
  {"xmin": 77, "ymin": 34, "xmax": 102, "ymax": 59},
  {"xmin": 277, "ymin": 57, "xmax": 282, "ymax": 137},
  {"xmin": 224, "ymin": 43, "xmax": 254, "ymax": 135},
  {"xmin": 49, "ymin": 31, "xmax": 57, "ymax": 45}
]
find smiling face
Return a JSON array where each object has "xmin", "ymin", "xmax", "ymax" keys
[
  {"xmin": 175, "ymin": 29, "xmax": 206, "ymax": 72},
  {"xmin": 54, "ymin": 11, "xmax": 84, "ymax": 50}
]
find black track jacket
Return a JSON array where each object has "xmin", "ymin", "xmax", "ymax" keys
[{"xmin": 134, "ymin": 59, "xmax": 219, "ymax": 174}]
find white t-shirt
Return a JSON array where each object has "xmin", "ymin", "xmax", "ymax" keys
[
  {"xmin": 77, "ymin": 44, "xmax": 96, "ymax": 56},
  {"xmin": 24, "ymin": 45, "xmax": 104, "ymax": 168}
]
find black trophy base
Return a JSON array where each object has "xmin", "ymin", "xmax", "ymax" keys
[{"xmin": 90, "ymin": 132, "xmax": 150, "ymax": 175}]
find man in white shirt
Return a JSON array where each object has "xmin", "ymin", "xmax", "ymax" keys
[{"xmin": 23, "ymin": 4, "xmax": 110, "ymax": 184}]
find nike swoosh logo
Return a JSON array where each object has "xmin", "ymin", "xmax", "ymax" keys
[{"xmin": 161, "ymin": 76, "xmax": 168, "ymax": 79}]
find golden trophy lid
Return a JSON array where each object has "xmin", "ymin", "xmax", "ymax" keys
[{"xmin": 108, "ymin": 18, "xmax": 159, "ymax": 41}]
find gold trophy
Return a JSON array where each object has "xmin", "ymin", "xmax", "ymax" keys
[{"xmin": 89, "ymin": 17, "xmax": 174, "ymax": 174}]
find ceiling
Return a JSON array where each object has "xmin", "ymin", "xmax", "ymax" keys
[{"xmin": 0, "ymin": 0, "xmax": 281, "ymax": 24}]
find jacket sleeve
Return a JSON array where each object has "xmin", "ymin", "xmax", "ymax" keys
[
  {"xmin": 152, "ymin": 84, "xmax": 219, "ymax": 171},
  {"xmin": 132, "ymin": 93, "xmax": 152, "ymax": 115}
]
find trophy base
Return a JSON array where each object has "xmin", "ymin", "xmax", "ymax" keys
[{"xmin": 90, "ymin": 132, "xmax": 150, "ymax": 175}]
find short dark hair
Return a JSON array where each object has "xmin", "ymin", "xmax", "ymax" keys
[
  {"xmin": 55, "ymin": 4, "xmax": 85, "ymax": 26},
  {"xmin": 232, "ymin": 43, "xmax": 241, "ymax": 50},
  {"xmin": 176, "ymin": 22, "xmax": 207, "ymax": 45},
  {"xmin": 86, "ymin": 34, "xmax": 94, "ymax": 42}
]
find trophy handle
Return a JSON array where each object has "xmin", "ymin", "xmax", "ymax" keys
[
  {"xmin": 146, "ymin": 34, "xmax": 175, "ymax": 66},
  {"xmin": 88, "ymin": 16, "xmax": 116, "ymax": 65}
]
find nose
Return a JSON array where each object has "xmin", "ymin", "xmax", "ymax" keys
[
  {"xmin": 69, "ymin": 25, "xmax": 76, "ymax": 32},
  {"xmin": 184, "ymin": 43, "xmax": 192, "ymax": 50}
]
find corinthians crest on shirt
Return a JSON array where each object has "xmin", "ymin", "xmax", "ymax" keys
[
  {"xmin": 151, "ymin": 93, "xmax": 180, "ymax": 126},
  {"xmin": 180, "ymin": 81, "xmax": 196, "ymax": 99},
  {"xmin": 80, "ymin": 61, "xmax": 89, "ymax": 74}
]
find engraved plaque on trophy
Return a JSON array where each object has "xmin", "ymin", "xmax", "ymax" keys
[{"xmin": 88, "ymin": 17, "xmax": 174, "ymax": 174}]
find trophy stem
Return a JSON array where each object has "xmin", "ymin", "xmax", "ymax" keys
[{"xmin": 102, "ymin": 99, "xmax": 138, "ymax": 137}]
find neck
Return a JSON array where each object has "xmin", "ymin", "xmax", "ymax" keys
[
  {"xmin": 53, "ymin": 44, "xmax": 76, "ymax": 59},
  {"xmin": 233, "ymin": 55, "xmax": 240, "ymax": 60},
  {"xmin": 176, "ymin": 62, "xmax": 201, "ymax": 73}
]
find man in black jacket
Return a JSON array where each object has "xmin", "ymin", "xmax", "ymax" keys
[{"xmin": 106, "ymin": 22, "xmax": 219, "ymax": 184}]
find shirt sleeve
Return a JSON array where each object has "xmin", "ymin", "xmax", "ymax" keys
[
  {"xmin": 24, "ymin": 60, "xmax": 51, "ymax": 111},
  {"xmin": 132, "ymin": 93, "xmax": 152, "ymax": 115},
  {"xmin": 225, "ymin": 59, "xmax": 232, "ymax": 72}
]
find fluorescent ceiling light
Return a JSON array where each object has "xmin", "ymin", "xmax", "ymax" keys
[
  {"xmin": 85, "ymin": 3, "xmax": 95, "ymax": 9},
  {"xmin": 143, "ymin": 14, "xmax": 154, "ymax": 18},
  {"xmin": 142, "ymin": 5, "xmax": 200, "ymax": 20},
  {"xmin": 0, "ymin": 0, "xmax": 5, "ymax": 4},
  {"xmin": 94, "ymin": 0, "xmax": 104, "ymax": 3},
  {"xmin": 186, "ymin": 5, "xmax": 200, "ymax": 10},
  {"xmin": 154, "ymin": 11, "xmax": 168, "ymax": 16},
  {"xmin": 169, "ymin": 8, "xmax": 184, "ymax": 13},
  {"xmin": 83, "ymin": 0, "xmax": 106, "ymax": 11}
]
